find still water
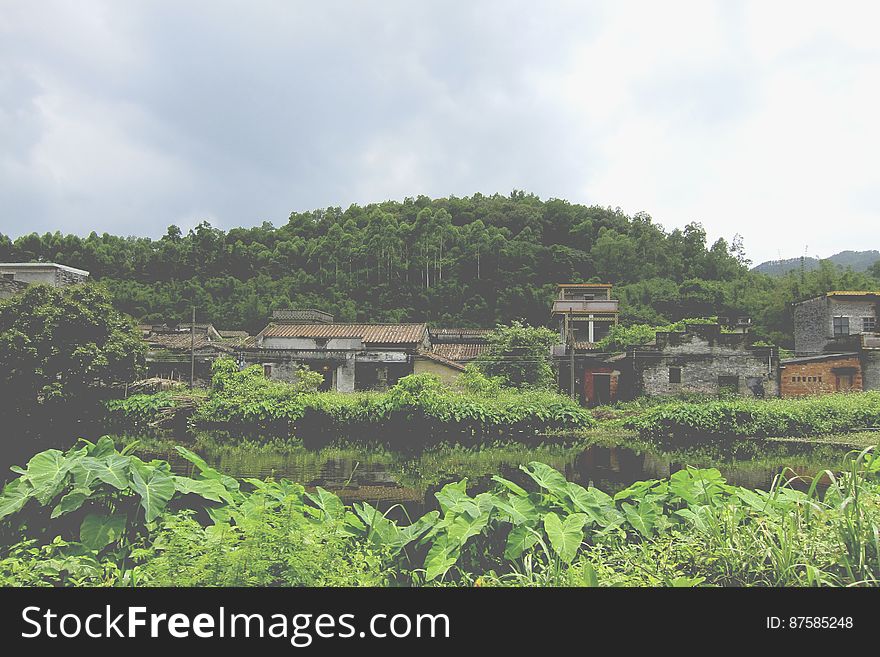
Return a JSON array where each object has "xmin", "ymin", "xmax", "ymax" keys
[
  {"xmin": 3, "ymin": 428, "xmax": 863, "ymax": 516},
  {"xmin": 126, "ymin": 431, "xmax": 860, "ymax": 515}
]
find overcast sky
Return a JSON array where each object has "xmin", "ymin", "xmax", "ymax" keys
[{"xmin": 1, "ymin": 1, "xmax": 877, "ymax": 264}]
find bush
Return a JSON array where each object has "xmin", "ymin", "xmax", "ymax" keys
[
  {"xmin": 625, "ymin": 392, "xmax": 880, "ymax": 441},
  {"xmin": 114, "ymin": 361, "xmax": 596, "ymax": 442}
]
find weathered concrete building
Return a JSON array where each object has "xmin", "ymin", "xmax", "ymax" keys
[
  {"xmin": 551, "ymin": 283, "xmax": 623, "ymax": 405},
  {"xmin": 788, "ymin": 291, "xmax": 880, "ymax": 394},
  {"xmin": 244, "ymin": 315, "xmax": 430, "ymax": 392},
  {"xmin": 0, "ymin": 262, "xmax": 89, "ymax": 298},
  {"xmin": 552, "ymin": 283, "xmax": 619, "ymax": 347},
  {"xmin": 142, "ymin": 323, "xmax": 235, "ymax": 383},
  {"xmin": 793, "ymin": 291, "xmax": 879, "ymax": 356},
  {"xmin": 625, "ymin": 323, "xmax": 779, "ymax": 399},
  {"xmin": 412, "ymin": 350, "xmax": 466, "ymax": 385}
]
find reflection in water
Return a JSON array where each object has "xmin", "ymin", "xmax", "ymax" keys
[
  {"xmin": 132, "ymin": 436, "xmax": 854, "ymax": 516},
  {"xmin": 1, "ymin": 428, "xmax": 856, "ymax": 518}
]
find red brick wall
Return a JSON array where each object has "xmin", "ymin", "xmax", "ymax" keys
[{"xmin": 780, "ymin": 356, "xmax": 862, "ymax": 397}]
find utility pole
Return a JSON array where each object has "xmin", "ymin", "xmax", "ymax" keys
[{"xmin": 190, "ymin": 305, "xmax": 195, "ymax": 389}]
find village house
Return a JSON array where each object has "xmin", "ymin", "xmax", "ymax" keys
[
  {"xmin": 783, "ymin": 291, "xmax": 880, "ymax": 396},
  {"xmin": 553, "ymin": 283, "xmax": 623, "ymax": 405},
  {"xmin": 0, "ymin": 262, "xmax": 89, "ymax": 298},
  {"xmin": 239, "ymin": 310, "xmax": 463, "ymax": 391},
  {"xmin": 141, "ymin": 322, "xmax": 237, "ymax": 383},
  {"xmin": 428, "ymin": 328, "xmax": 493, "ymax": 365},
  {"xmin": 625, "ymin": 322, "xmax": 780, "ymax": 399}
]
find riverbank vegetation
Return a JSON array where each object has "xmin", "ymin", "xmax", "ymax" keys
[
  {"xmin": 1, "ymin": 440, "xmax": 878, "ymax": 587},
  {"xmin": 626, "ymin": 392, "xmax": 880, "ymax": 442},
  {"xmin": 106, "ymin": 359, "xmax": 595, "ymax": 443}
]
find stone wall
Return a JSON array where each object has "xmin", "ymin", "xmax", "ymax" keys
[
  {"xmin": 793, "ymin": 296, "xmax": 829, "ymax": 355},
  {"xmin": 862, "ymin": 349, "xmax": 880, "ymax": 392},
  {"xmin": 629, "ymin": 325, "xmax": 778, "ymax": 399}
]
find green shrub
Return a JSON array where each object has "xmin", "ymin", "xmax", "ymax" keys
[{"xmin": 625, "ymin": 392, "xmax": 880, "ymax": 441}]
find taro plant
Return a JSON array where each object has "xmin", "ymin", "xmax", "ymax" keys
[{"xmin": 0, "ymin": 437, "xmax": 232, "ymax": 584}]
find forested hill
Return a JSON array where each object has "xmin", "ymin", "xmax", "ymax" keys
[{"xmin": 2, "ymin": 192, "xmax": 879, "ymax": 347}]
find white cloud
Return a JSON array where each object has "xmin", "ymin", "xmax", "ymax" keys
[{"xmin": 0, "ymin": 1, "xmax": 877, "ymax": 263}]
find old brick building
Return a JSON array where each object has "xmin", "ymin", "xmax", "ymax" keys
[
  {"xmin": 788, "ymin": 291, "xmax": 880, "ymax": 394},
  {"xmin": 625, "ymin": 323, "xmax": 779, "ymax": 399},
  {"xmin": 241, "ymin": 310, "xmax": 432, "ymax": 392},
  {"xmin": 793, "ymin": 291, "xmax": 879, "ymax": 355},
  {"xmin": 779, "ymin": 353, "xmax": 862, "ymax": 397}
]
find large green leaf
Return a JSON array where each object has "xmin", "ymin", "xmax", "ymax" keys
[
  {"xmin": 80, "ymin": 513, "xmax": 127, "ymax": 551},
  {"xmin": 172, "ymin": 476, "xmax": 232, "ymax": 503},
  {"xmin": 305, "ymin": 487, "xmax": 344, "ymax": 520},
  {"xmin": 424, "ymin": 535, "xmax": 460, "ymax": 581},
  {"xmin": 353, "ymin": 502, "xmax": 406, "ymax": 548},
  {"xmin": 174, "ymin": 446, "xmax": 241, "ymax": 494},
  {"xmin": 78, "ymin": 455, "xmax": 131, "ymax": 490},
  {"xmin": 491, "ymin": 475, "xmax": 528, "ymax": 497},
  {"xmin": 445, "ymin": 511, "xmax": 490, "ymax": 547},
  {"xmin": 494, "ymin": 495, "xmax": 538, "ymax": 525},
  {"xmin": 129, "ymin": 461, "xmax": 175, "ymax": 522},
  {"xmin": 564, "ymin": 482, "xmax": 616, "ymax": 526},
  {"xmin": 435, "ymin": 480, "xmax": 480, "ymax": 517},
  {"xmin": 521, "ymin": 462, "xmax": 569, "ymax": 498},
  {"xmin": 0, "ymin": 478, "xmax": 33, "ymax": 520},
  {"xmin": 622, "ymin": 501, "xmax": 659, "ymax": 537},
  {"xmin": 543, "ymin": 512, "xmax": 587, "ymax": 563},
  {"xmin": 504, "ymin": 524, "xmax": 540, "ymax": 560},
  {"xmin": 24, "ymin": 449, "xmax": 71, "ymax": 504},
  {"xmin": 50, "ymin": 488, "xmax": 91, "ymax": 519}
]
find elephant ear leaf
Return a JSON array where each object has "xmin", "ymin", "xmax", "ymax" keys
[
  {"xmin": 0, "ymin": 478, "xmax": 33, "ymax": 520},
  {"xmin": 424, "ymin": 535, "xmax": 461, "ymax": 581},
  {"xmin": 51, "ymin": 488, "xmax": 92, "ymax": 518},
  {"xmin": 543, "ymin": 512, "xmax": 587, "ymax": 563},
  {"xmin": 129, "ymin": 461, "xmax": 175, "ymax": 522},
  {"xmin": 79, "ymin": 454, "xmax": 131, "ymax": 490},
  {"xmin": 622, "ymin": 501, "xmax": 659, "ymax": 538},
  {"xmin": 504, "ymin": 524, "xmax": 540, "ymax": 560},
  {"xmin": 24, "ymin": 449, "xmax": 70, "ymax": 504},
  {"xmin": 521, "ymin": 462, "xmax": 568, "ymax": 498},
  {"xmin": 173, "ymin": 476, "xmax": 232, "ymax": 503},
  {"xmin": 80, "ymin": 513, "xmax": 127, "ymax": 551},
  {"xmin": 305, "ymin": 487, "xmax": 344, "ymax": 520}
]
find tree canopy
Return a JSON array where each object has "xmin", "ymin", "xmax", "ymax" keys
[
  {"xmin": 1, "ymin": 192, "xmax": 877, "ymax": 346},
  {"xmin": 0, "ymin": 284, "xmax": 145, "ymax": 418}
]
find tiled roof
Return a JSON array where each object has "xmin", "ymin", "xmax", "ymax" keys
[
  {"xmin": 431, "ymin": 342, "xmax": 490, "ymax": 362},
  {"xmin": 260, "ymin": 323, "xmax": 427, "ymax": 345},
  {"xmin": 826, "ymin": 291, "xmax": 880, "ymax": 297},
  {"xmin": 145, "ymin": 334, "xmax": 219, "ymax": 352},
  {"xmin": 218, "ymin": 330, "xmax": 249, "ymax": 338},
  {"xmin": 415, "ymin": 350, "xmax": 467, "ymax": 371},
  {"xmin": 430, "ymin": 327, "xmax": 494, "ymax": 337}
]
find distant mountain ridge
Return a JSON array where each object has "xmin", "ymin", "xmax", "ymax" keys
[{"xmin": 752, "ymin": 250, "xmax": 880, "ymax": 276}]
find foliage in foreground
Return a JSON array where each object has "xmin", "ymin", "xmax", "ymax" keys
[
  {"xmin": 625, "ymin": 392, "xmax": 880, "ymax": 442},
  {"xmin": 1, "ymin": 440, "xmax": 879, "ymax": 587},
  {"xmin": 108, "ymin": 360, "xmax": 595, "ymax": 441}
]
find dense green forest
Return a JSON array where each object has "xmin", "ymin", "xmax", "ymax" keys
[{"xmin": 2, "ymin": 192, "xmax": 879, "ymax": 346}]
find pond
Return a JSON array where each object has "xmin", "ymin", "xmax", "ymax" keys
[
  {"xmin": 3, "ymin": 428, "xmax": 870, "ymax": 517},
  {"xmin": 125, "ymin": 430, "xmax": 869, "ymax": 516}
]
